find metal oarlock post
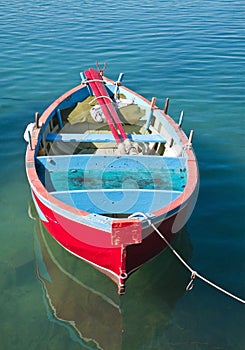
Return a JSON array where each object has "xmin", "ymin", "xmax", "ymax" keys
[
  {"xmin": 96, "ymin": 61, "xmax": 107, "ymax": 76},
  {"xmin": 57, "ymin": 109, "xmax": 63, "ymax": 130},
  {"xmin": 178, "ymin": 110, "xmax": 184, "ymax": 128},
  {"xmin": 163, "ymin": 97, "xmax": 169, "ymax": 114},
  {"xmin": 114, "ymin": 72, "xmax": 124, "ymax": 98},
  {"xmin": 187, "ymin": 130, "xmax": 194, "ymax": 149},
  {"xmin": 28, "ymin": 131, "xmax": 33, "ymax": 150},
  {"xmin": 145, "ymin": 97, "xmax": 157, "ymax": 131},
  {"xmin": 80, "ymin": 71, "xmax": 87, "ymax": 84},
  {"xmin": 35, "ymin": 112, "xmax": 40, "ymax": 128}
]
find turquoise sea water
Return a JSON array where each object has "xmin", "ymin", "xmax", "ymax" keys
[{"xmin": 0, "ymin": 0, "xmax": 244, "ymax": 349}]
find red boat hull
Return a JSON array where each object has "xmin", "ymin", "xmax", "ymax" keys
[
  {"xmin": 32, "ymin": 186, "xmax": 197, "ymax": 293},
  {"xmin": 25, "ymin": 74, "xmax": 199, "ymax": 294}
]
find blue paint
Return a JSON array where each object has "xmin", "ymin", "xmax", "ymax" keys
[
  {"xmin": 145, "ymin": 110, "xmax": 154, "ymax": 131},
  {"xmin": 36, "ymin": 154, "xmax": 186, "ymax": 172},
  {"xmin": 46, "ymin": 132, "xmax": 166, "ymax": 143},
  {"xmin": 51, "ymin": 189, "xmax": 182, "ymax": 214},
  {"xmin": 49, "ymin": 168, "xmax": 186, "ymax": 192},
  {"xmin": 36, "ymin": 155, "xmax": 187, "ymax": 196},
  {"xmin": 56, "ymin": 109, "xmax": 63, "ymax": 129},
  {"xmin": 36, "ymin": 153, "xmax": 186, "ymax": 213}
]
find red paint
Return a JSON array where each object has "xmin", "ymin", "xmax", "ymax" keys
[
  {"xmin": 111, "ymin": 219, "xmax": 142, "ymax": 245},
  {"xmin": 89, "ymin": 68, "xmax": 128, "ymax": 140},
  {"xmin": 32, "ymin": 188, "xmax": 193, "ymax": 290},
  {"xmin": 125, "ymin": 215, "xmax": 177, "ymax": 272},
  {"xmin": 84, "ymin": 69, "xmax": 121, "ymax": 143},
  {"xmin": 85, "ymin": 68, "xmax": 128, "ymax": 141},
  {"xmin": 33, "ymin": 192, "xmax": 123, "ymax": 275}
]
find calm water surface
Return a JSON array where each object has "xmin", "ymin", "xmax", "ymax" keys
[{"xmin": 0, "ymin": 0, "xmax": 244, "ymax": 349}]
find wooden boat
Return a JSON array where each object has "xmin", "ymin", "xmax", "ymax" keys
[{"xmin": 25, "ymin": 65, "xmax": 199, "ymax": 294}]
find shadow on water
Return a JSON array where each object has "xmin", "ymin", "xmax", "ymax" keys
[{"xmin": 29, "ymin": 201, "xmax": 193, "ymax": 350}]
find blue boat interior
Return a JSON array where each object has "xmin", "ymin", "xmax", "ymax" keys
[
  {"xmin": 35, "ymin": 155, "xmax": 187, "ymax": 215},
  {"xmin": 33, "ymin": 79, "xmax": 189, "ymax": 216},
  {"xmin": 50, "ymin": 189, "xmax": 182, "ymax": 214}
]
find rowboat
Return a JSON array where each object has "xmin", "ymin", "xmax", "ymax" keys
[{"xmin": 25, "ymin": 65, "xmax": 199, "ymax": 294}]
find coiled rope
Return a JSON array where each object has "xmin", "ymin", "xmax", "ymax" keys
[{"xmin": 129, "ymin": 212, "xmax": 245, "ymax": 304}]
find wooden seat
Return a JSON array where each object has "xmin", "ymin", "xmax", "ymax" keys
[
  {"xmin": 50, "ymin": 189, "xmax": 182, "ymax": 214},
  {"xmin": 46, "ymin": 132, "xmax": 166, "ymax": 143}
]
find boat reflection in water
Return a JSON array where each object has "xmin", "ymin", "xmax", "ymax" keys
[{"xmin": 30, "ymin": 201, "xmax": 193, "ymax": 350}]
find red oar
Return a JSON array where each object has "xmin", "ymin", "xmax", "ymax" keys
[
  {"xmin": 88, "ymin": 68, "xmax": 128, "ymax": 141},
  {"xmin": 84, "ymin": 69, "xmax": 122, "ymax": 144}
]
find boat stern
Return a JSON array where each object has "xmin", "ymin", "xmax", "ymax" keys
[{"xmin": 111, "ymin": 218, "xmax": 142, "ymax": 294}]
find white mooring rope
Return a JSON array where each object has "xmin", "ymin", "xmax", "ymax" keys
[{"xmin": 129, "ymin": 212, "xmax": 245, "ymax": 304}]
